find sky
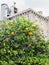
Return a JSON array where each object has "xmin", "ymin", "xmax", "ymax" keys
[{"xmin": 0, "ymin": 0, "xmax": 49, "ymax": 19}]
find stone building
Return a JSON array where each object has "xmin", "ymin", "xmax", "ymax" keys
[
  {"xmin": 1, "ymin": 3, "xmax": 9, "ymax": 20},
  {"xmin": 7, "ymin": 8, "xmax": 49, "ymax": 40}
]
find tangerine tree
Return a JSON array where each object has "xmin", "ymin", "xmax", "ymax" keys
[{"xmin": 0, "ymin": 17, "xmax": 49, "ymax": 65}]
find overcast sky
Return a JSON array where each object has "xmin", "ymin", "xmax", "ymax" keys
[{"xmin": 0, "ymin": 0, "xmax": 49, "ymax": 18}]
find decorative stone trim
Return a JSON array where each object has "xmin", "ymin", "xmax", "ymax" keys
[{"xmin": 7, "ymin": 8, "xmax": 49, "ymax": 22}]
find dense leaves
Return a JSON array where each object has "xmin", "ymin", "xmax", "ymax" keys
[{"xmin": 0, "ymin": 17, "xmax": 49, "ymax": 65}]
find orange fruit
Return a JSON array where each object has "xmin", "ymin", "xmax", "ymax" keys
[
  {"xmin": 28, "ymin": 32, "xmax": 33, "ymax": 36},
  {"xmin": 25, "ymin": 28, "xmax": 28, "ymax": 30},
  {"xmin": 10, "ymin": 22, "xmax": 13, "ymax": 26},
  {"xmin": 1, "ymin": 22, "xmax": 5, "ymax": 26},
  {"xmin": 32, "ymin": 25, "xmax": 37, "ymax": 29},
  {"xmin": 40, "ymin": 38, "xmax": 43, "ymax": 42},
  {"xmin": 11, "ymin": 32, "xmax": 15, "ymax": 35}
]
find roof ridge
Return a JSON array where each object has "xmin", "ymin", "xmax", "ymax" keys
[{"xmin": 7, "ymin": 8, "xmax": 49, "ymax": 21}]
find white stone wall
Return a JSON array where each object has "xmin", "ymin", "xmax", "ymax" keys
[
  {"xmin": 1, "ymin": 4, "xmax": 8, "ymax": 20},
  {"xmin": 46, "ymin": 21, "xmax": 49, "ymax": 40}
]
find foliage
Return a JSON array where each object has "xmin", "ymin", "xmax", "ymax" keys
[{"xmin": 0, "ymin": 17, "xmax": 49, "ymax": 65}]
